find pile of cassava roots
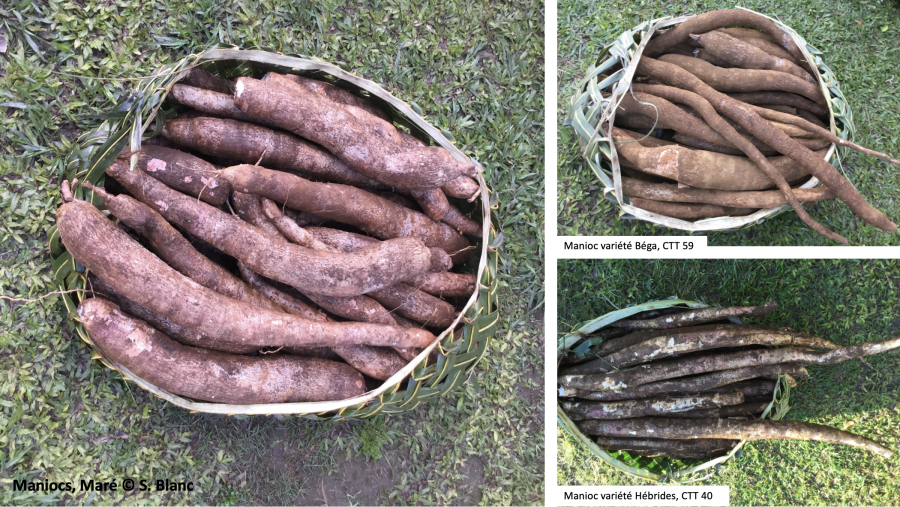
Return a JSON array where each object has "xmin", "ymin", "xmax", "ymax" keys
[
  {"xmin": 603, "ymin": 9, "xmax": 900, "ymax": 243},
  {"xmin": 57, "ymin": 67, "xmax": 484, "ymax": 405},
  {"xmin": 558, "ymin": 302, "xmax": 899, "ymax": 459}
]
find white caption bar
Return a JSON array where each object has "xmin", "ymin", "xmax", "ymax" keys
[
  {"xmin": 557, "ymin": 486, "xmax": 730, "ymax": 506},
  {"xmin": 558, "ymin": 236, "xmax": 708, "ymax": 258}
]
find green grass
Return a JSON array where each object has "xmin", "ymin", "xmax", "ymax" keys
[
  {"xmin": 557, "ymin": 0, "xmax": 900, "ymax": 245},
  {"xmin": 0, "ymin": 1, "xmax": 544, "ymax": 505},
  {"xmin": 557, "ymin": 259, "xmax": 900, "ymax": 506}
]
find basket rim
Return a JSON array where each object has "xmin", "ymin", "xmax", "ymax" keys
[
  {"xmin": 557, "ymin": 298, "xmax": 791, "ymax": 483},
  {"xmin": 568, "ymin": 8, "xmax": 853, "ymax": 233},
  {"xmin": 60, "ymin": 47, "xmax": 498, "ymax": 417}
]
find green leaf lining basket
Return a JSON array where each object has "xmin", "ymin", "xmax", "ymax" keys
[
  {"xmin": 47, "ymin": 46, "xmax": 501, "ymax": 419},
  {"xmin": 557, "ymin": 299, "xmax": 793, "ymax": 483},
  {"xmin": 565, "ymin": 7, "xmax": 855, "ymax": 233}
]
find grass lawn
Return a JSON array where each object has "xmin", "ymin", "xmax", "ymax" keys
[
  {"xmin": 0, "ymin": 1, "xmax": 544, "ymax": 505},
  {"xmin": 557, "ymin": 259, "xmax": 900, "ymax": 506},
  {"xmin": 557, "ymin": 0, "xmax": 900, "ymax": 245}
]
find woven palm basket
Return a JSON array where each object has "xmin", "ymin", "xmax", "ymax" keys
[
  {"xmin": 557, "ymin": 299, "xmax": 793, "ymax": 483},
  {"xmin": 565, "ymin": 7, "xmax": 855, "ymax": 233},
  {"xmin": 48, "ymin": 47, "xmax": 501, "ymax": 419}
]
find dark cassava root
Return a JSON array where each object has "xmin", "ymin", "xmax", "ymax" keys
[
  {"xmin": 577, "ymin": 417, "xmax": 893, "ymax": 458},
  {"xmin": 79, "ymin": 298, "xmax": 367, "ymax": 403},
  {"xmin": 86, "ymin": 273, "xmax": 258, "ymax": 355},
  {"xmin": 233, "ymin": 75, "xmax": 476, "ymax": 189},
  {"xmin": 560, "ymin": 336, "xmax": 900, "ymax": 391},
  {"xmin": 592, "ymin": 436, "xmax": 740, "ymax": 459},
  {"xmin": 179, "ymin": 67, "xmax": 233, "ymax": 95},
  {"xmin": 561, "ymin": 392, "xmax": 743, "ymax": 420},
  {"xmin": 637, "ymin": 56, "xmax": 896, "ymax": 237},
  {"xmin": 558, "ymin": 371, "xmax": 790, "ymax": 402},
  {"xmin": 219, "ymin": 164, "xmax": 471, "ymax": 264},
  {"xmin": 59, "ymin": 199, "xmax": 435, "ymax": 349},
  {"xmin": 84, "ymin": 183, "xmax": 277, "ymax": 311},
  {"xmin": 118, "ymin": 145, "xmax": 231, "ymax": 206},
  {"xmin": 611, "ymin": 301, "xmax": 778, "ymax": 329},
  {"xmin": 630, "ymin": 198, "xmax": 757, "ymax": 219},
  {"xmin": 561, "ymin": 325, "xmax": 838, "ymax": 375},
  {"xmin": 161, "ymin": 116, "xmax": 383, "ymax": 188},
  {"xmin": 690, "ymin": 30, "xmax": 814, "ymax": 82},
  {"xmin": 106, "ymin": 161, "xmax": 445, "ymax": 297},
  {"xmin": 660, "ymin": 401, "xmax": 771, "ymax": 419}
]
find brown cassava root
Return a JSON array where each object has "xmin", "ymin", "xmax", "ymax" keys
[
  {"xmin": 219, "ymin": 164, "xmax": 471, "ymax": 263},
  {"xmin": 276, "ymin": 73, "xmax": 392, "ymax": 121},
  {"xmin": 168, "ymin": 85, "xmax": 277, "ymax": 127},
  {"xmin": 238, "ymin": 264, "xmax": 407, "ymax": 381},
  {"xmin": 162, "ymin": 116, "xmax": 382, "ymax": 188},
  {"xmin": 234, "ymin": 74, "xmax": 476, "ymax": 188},
  {"xmin": 561, "ymin": 325, "xmax": 838, "ymax": 375},
  {"xmin": 613, "ymin": 129, "xmax": 809, "ymax": 191},
  {"xmin": 612, "ymin": 301, "xmax": 778, "ymax": 329},
  {"xmin": 86, "ymin": 273, "xmax": 258, "ymax": 355},
  {"xmin": 690, "ymin": 30, "xmax": 814, "ymax": 82},
  {"xmin": 637, "ymin": 56, "xmax": 896, "ymax": 238},
  {"xmin": 79, "ymin": 298, "xmax": 367, "ymax": 403},
  {"xmin": 726, "ymin": 91, "xmax": 828, "ymax": 116},
  {"xmin": 107, "ymin": 160, "xmax": 446, "ymax": 297},
  {"xmin": 621, "ymin": 178, "xmax": 835, "ymax": 209},
  {"xmin": 644, "ymin": 9, "xmax": 808, "ymax": 67},
  {"xmin": 84, "ymin": 182, "xmax": 276, "ymax": 311},
  {"xmin": 560, "ymin": 335, "xmax": 900, "ymax": 391},
  {"xmin": 59, "ymin": 199, "xmax": 434, "ymax": 349},
  {"xmin": 630, "ymin": 198, "xmax": 756, "ymax": 219},
  {"xmin": 618, "ymin": 72, "xmax": 842, "ymax": 241},
  {"xmin": 578, "ymin": 418, "xmax": 892, "ymax": 458},
  {"xmin": 259, "ymin": 198, "xmax": 459, "ymax": 328},
  {"xmin": 305, "ymin": 227, "xmax": 477, "ymax": 298},
  {"xmin": 119, "ymin": 145, "xmax": 231, "ymax": 206},
  {"xmin": 592, "ymin": 436, "xmax": 740, "ymax": 459},
  {"xmin": 561, "ymin": 392, "xmax": 743, "ymax": 420}
]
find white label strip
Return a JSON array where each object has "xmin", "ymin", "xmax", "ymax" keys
[
  {"xmin": 558, "ymin": 236, "xmax": 708, "ymax": 258},
  {"xmin": 556, "ymin": 486, "xmax": 730, "ymax": 506}
]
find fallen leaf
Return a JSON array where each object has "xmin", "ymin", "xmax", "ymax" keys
[
  {"xmin": 842, "ymin": 421, "xmax": 855, "ymax": 430},
  {"xmin": 881, "ymin": 25, "xmax": 889, "ymax": 32},
  {"xmin": 855, "ymin": 20, "xmax": 863, "ymax": 25}
]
